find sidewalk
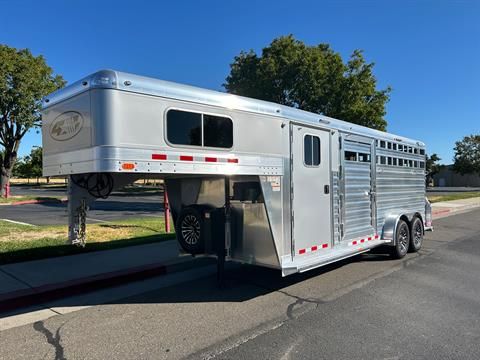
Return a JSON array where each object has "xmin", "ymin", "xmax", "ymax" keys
[
  {"xmin": 0, "ymin": 241, "xmax": 213, "ymax": 313},
  {"xmin": 431, "ymin": 196, "xmax": 480, "ymax": 219},
  {"xmin": 1, "ymin": 196, "xmax": 479, "ymax": 314}
]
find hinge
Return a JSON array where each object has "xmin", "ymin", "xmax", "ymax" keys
[{"xmin": 340, "ymin": 223, "xmax": 344, "ymax": 237}]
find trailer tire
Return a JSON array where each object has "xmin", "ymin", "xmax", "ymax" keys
[
  {"xmin": 409, "ymin": 217, "xmax": 424, "ymax": 252},
  {"xmin": 390, "ymin": 219, "xmax": 410, "ymax": 259},
  {"xmin": 176, "ymin": 206, "xmax": 205, "ymax": 254}
]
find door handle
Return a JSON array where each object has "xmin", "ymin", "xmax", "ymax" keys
[{"xmin": 324, "ymin": 185, "xmax": 330, "ymax": 194}]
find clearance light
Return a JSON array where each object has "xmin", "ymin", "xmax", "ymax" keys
[{"xmin": 121, "ymin": 162, "xmax": 135, "ymax": 170}]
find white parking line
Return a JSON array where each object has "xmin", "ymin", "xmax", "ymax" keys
[
  {"xmin": 0, "ymin": 219, "xmax": 36, "ymax": 227},
  {"xmin": 85, "ymin": 217, "xmax": 109, "ymax": 223}
]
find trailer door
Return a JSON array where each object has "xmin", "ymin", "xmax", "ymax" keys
[
  {"xmin": 342, "ymin": 136, "xmax": 376, "ymax": 240},
  {"xmin": 291, "ymin": 124, "xmax": 332, "ymax": 256}
]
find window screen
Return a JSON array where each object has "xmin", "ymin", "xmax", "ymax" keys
[
  {"xmin": 166, "ymin": 110, "xmax": 201, "ymax": 146},
  {"xmin": 167, "ymin": 110, "xmax": 233, "ymax": 149},
  {"xmin": 304, "ymin": 135, "xmax": 321, "ymax": 166},
  {"xmin": 358, "ymin": 153, "xmax": 370, "ymax": 162}
]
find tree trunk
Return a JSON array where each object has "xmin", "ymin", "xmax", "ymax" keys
[
  {"xmin": 0, "ymin": 171, "xmax": 9, "ymax": 198},
  {"xmin": 0, "ymin": 152, "xmax": 17, "ymax": 198}
]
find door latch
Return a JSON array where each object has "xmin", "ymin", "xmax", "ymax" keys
[{"xmin": 324, "ymin": 185, "xmax": 330, "ymax": 194}]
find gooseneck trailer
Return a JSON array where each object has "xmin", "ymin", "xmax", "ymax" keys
[{"xmin": 42, "ymin": 70, "xmax": 432, "ymax": 277}]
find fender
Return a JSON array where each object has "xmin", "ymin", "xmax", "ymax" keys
[{"xmin": 382, "ymin": 212, "xmax": 420, "ymax": 245}]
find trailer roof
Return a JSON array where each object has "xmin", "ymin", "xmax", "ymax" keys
[{"xmin": 43, "ymin": 69, "xmax": 425, "ymax": 147}]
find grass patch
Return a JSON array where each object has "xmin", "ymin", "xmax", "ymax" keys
[
  {"xmin": 0, "ymin": 195, "xmax": 64, "ymax": 204},
  {"xmin": 0, "ymin": 217, "xmax": 175, "ymax": 265},
  {"xmin": 427, "ymin": 192, "xmax": 480, "ymax": 203}
]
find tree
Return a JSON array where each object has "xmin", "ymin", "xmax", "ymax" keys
[
  {"xmin": 426, "ymin": 153, "xmax": 442, "ymax": 186},
  {"xmin": 0, "ymin": 45, "xmax": 64, "ymax": 196},
  {"xmin": 12, "ymin": 156, "xmax": 31, "ymax": 180},
  {"xmin": 26, "ymin": 146, "xmax": 43, "ymax": 183},
  {"xmin": 224, "ymin": 35, "xmax": 391, "ymax": 130},
  {"xmin": 453, "ymin": 135, "xmax": 480, "ymax": 175}
]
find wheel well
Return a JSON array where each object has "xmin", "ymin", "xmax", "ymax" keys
[{"xmin": 399, "ymin": 214, "xmax": 410, "ymax": 227}]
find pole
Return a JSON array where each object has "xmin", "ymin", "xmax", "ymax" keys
[
  {"xmin": 217, "ymin": 176, "xmax": 231, "ymax": 288},
  {"xmin": 164, "ymin": 188, "xmax": 171, "ymax": 233}
]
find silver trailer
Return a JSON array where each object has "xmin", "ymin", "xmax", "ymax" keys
[{"xmin": 42, "ymin": 70, "xmax": 432, "ymax": 277}]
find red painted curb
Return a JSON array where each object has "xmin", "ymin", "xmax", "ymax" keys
[
  {"xmin": 432, "ymin": 209, "xmax": 451, "ymax": 217},
  {"xmin": 0, "ymin": 258, "xmax": 214, "ymax": 313}
]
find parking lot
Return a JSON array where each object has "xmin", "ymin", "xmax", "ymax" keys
[{"xmin": 1, "ymin": 185, "xmax": 164, "ymax": 225}]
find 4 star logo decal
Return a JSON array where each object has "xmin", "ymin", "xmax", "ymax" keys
[{"xmin": 49, "ymin": 111, "xmax": 84, "ymax": 141}]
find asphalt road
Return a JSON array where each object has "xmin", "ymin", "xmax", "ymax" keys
[
  {"xmin": 1, "ymin": 186, "xmax": 164, "ymax": 225},
  {"xmin": 1, "ymin": 209, "xmax": 480, "ymax": 359}
]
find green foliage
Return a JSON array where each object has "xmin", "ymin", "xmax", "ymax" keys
[
  {"xmin": 453, "ymin": 135, "xmax": 480, "ymax": 175},
  {"xmin": 426, "ymin": 153, "xmax": 442, "ymax": 183},
  {"xmin": 224, "ymin": 35, "xmax": 391, "ymax": 130},
  {"xmin": 0, "ymin": 45, "xmax": 64, "ymax": 193},
  {"xmin": 13, "ymin": 146, "xmax": 42, "ymax": 178}
]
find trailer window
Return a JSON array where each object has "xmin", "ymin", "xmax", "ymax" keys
[
  {"xmin": 203, "ymin": 114, "xmax": 233, "ymax": 148},
  {"xmin": 345, "ymin": 151, "xmax": 357, "ymax": 161},
  {"xmin": 166, "ymin": 110, "xmax": 233, "ymax": 149},
  {"xmin": 167, "ymin": 110, "xmax": 201, "ymax": 146},
  {"xmin": 304, "ymin": 135, "xmax": 321, "ymax": 166}
]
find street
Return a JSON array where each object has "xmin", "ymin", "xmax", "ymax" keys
[
  {"xmin": 1, "ymin": 186, "xmax": 164, "ymax": 225},
  {"xmin": 1, "ymin": 209, "xmax": 480, "ymax": 359}
]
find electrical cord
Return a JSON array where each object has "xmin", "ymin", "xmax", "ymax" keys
[{"xmin": 71, "ymin": 173, "xmax": 114, "ymax": 199}]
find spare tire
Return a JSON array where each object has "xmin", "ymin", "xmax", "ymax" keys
[{"xmin": 176, "ymin": 206, "xmax": 206, "ymax": 254}]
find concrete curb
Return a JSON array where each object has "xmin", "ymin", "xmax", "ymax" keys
[{"xmin": 0, "ymin": 257, "xmax": 214, "ymax": 313}]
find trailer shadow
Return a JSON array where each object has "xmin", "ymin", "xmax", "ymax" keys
[
  {"xmin": 1, "ymin": 250, "xmax": 398, "ymax": 319},
  {"xmin": 105, "ymin": 251, "xmax": 397, "ymax": 307}
]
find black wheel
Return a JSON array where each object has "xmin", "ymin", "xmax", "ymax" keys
[
  {"xmin": 176, "ymin": 207, "xmax": 205, "ymax": 254},
  {"xmin": 390, "ymin": 219, "xmax": 410, "ymax": 259},
  {"xmin": 409, "ymin": 217, "xmax": 424, "ymax": 252}
]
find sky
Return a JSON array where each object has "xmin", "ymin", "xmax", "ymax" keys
[{"xmin": 1, "ymin": 0, "xmax": 479, "ymax": 164}]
